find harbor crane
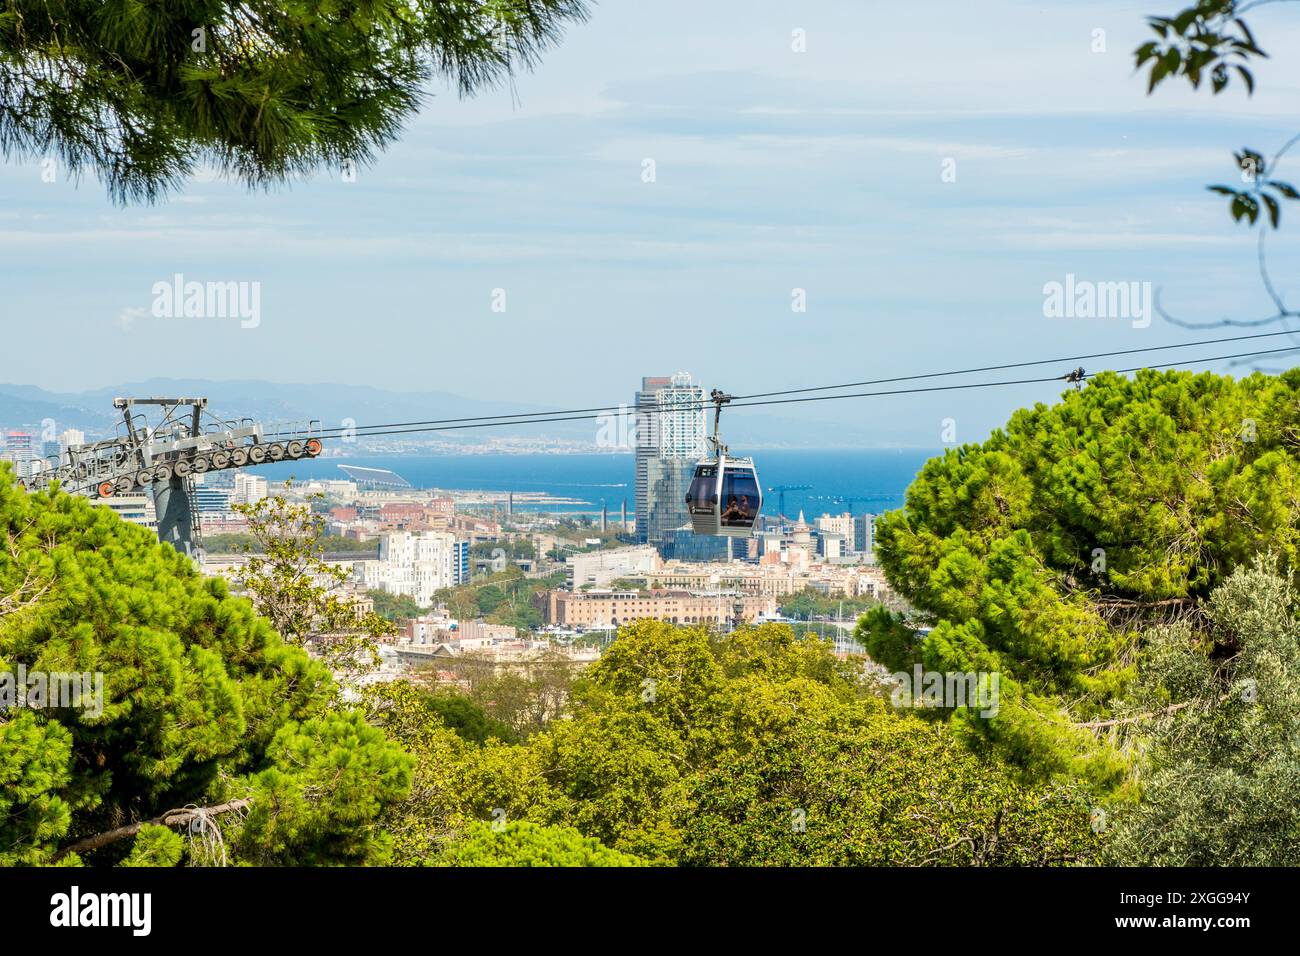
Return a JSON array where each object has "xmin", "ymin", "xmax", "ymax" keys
[
  {"xmin": 14, "ymin": 397, "xmax": 324, "ymax": 558},
  {"xmin": 765, "ymin": 484, "xmax": 812, "ymax": 518},
  {"xmin": 810, "ymin": 493, "xmax": 892, "ymax": 513}
]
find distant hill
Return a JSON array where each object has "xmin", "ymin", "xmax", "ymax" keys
[
  {"xmin": 66, "ymin": 378, "xmax": 546, "ymax": 428},
  {"xmin": 0, "ymin": 385, "xmax": 118, "ymax": 435},
  {"xmin": 0, "ymin": 378, "xmax": 904, "ymax": 448},
  {"xmin": 0, "ymin": 379, "xmax": 565, "ymax": 444}
]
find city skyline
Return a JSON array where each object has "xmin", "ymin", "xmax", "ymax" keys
[{"xmin": 3, "ymin": 1, "xmax": 1299, "ymax": 447}]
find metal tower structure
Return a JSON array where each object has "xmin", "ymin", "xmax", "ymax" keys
[
  {"xmin": 766, "ymin": 484, "xmax": 812, "ymax": 518},
  {"xmin": 14, "ymin": 397, "xmax": 324, "ymax": 558},
  {"xmin": 810, "ymin": 494, "xmax": 892, "ymax": 513}
]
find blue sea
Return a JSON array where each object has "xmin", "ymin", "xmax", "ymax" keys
[{"xmin": 255, "ymin": 448, "xmax": 939, "ymax": 516}]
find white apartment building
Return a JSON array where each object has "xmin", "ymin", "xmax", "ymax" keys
[
  {"xmin": 233, "ymin": 472, "xmax": 269, "ymax": 506},
  {"xmin": 99, "ymin": 493, "xmax": 158, "ymax": 533},
  {"xmin": 58, "ymin": 429, "xmax": 86, "ymax": 453},
  {"xmin": 644, "ymin": 559, "xmax": 891, "ymax": 601},
  {"xmin": 567, "ymin": 545, "xmax": 662, "ymax": 588},
  {"xmin": 360, "ymin": 530, "xmax": 459, "ymax": 606},
  {"xmin": 820, "ymin": 533, "xmax": 846, "ymax": 560},
  {"xmin": 817, "ymin": 512, "xmax": 856, "ymax": 542}
]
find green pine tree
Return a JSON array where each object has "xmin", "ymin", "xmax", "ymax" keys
[
  {"xmin": 0, "ymin": 466, "xmax": 411, "ymax": 865},
  {"xmin": 0, "ymin": 0, "xmax": 590, "ymax": 202}
]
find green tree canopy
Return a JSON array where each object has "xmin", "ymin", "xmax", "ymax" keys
[
  {"xmin": 778, "ymin": 586, "xmax": 877, "ymax": 621},
  {"xmin": 440, "ymin": 820, "xmax": 645, "ymax": 867},
  {"xmin": 1104, "ymin": 559, "xmax": 1300, "ymax": 865},
  {"xmin": 474, "ymin": 583, "xmax": 508, "ymax": 615},
  {"xmin": 232, "ymin": 487, "xmax": 396, "ymax": 676},
  {"xmin": 368, "ymin": 619, "xmax": 1097, "ymax": 866},
  {"xmin": 678, "ymin": 706, "xmax": 1094, "ymax": 867},
  {"xmin": 859, "ymin": 368, "xmax": 1300, "ymax": 786},
  {"xmin": 369, "ymin": 589, "xmax": 427, "ymax": 623},
  {"xmin": 423, "ymin": 690, "xmax": 518, "ymax": 745},
  {"xmin": 0, "ymin": 469, "xmax": 410, "ymax": 865}
]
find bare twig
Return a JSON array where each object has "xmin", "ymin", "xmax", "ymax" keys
[{"xmin": 0, "ymin": 568, "xmax": 50, "ymax": 621}]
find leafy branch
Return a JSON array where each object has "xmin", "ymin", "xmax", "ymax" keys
[
  {"xmin": 1136, "ymin": 0, "xmax": 1265, "ymax": 94},
  {"xmin": 1139, "ymin": 2, "xmax": 1300, "ymax": 349},
  {"xmin": 230, "ymin": 484, "xmax": 394, "ymax": 677},
  {"xmin": 1136, "ymin": 2, "xmax": 1300, "ymax": 230},
  {"xmin": 1208, "ymin": 148, "xmax": 1300, "ymax": 227}
]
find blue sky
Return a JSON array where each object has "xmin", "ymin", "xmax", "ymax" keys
[{"xmin": 2, "ymin": 0, "xmax": 1299, "ymax": 446}]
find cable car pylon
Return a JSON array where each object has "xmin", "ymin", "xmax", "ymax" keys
[{"xmin": 15, "ymin": 397, "xmax": 324, "ymax": 560}]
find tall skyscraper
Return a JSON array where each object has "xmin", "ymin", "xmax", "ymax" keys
[
  {"xmin": 634, "ymin": 372, "xmax": 706, "ymax": 546},
  {"xmin": 643, "ymin": 457, "xmax": 696, "ymax": 547}
]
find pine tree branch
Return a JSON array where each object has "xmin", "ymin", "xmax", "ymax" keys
[
  {"xmin": 53, "ymin": 799, "xmax": 252, "ymax": 861},
  {"xmin": 1072, "ymin": 691, "xmax": 1234, "ymax": 730},
  {"xmin": 0, "ymin": 567, "xmax": 50, "ymax": 621}
]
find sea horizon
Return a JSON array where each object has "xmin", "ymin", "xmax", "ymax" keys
[{"xmin": 251, "ymin": 447, "xmax": 940, "ymax": 516}]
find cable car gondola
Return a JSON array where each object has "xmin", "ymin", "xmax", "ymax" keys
[{"xmin": 685, "ymin": 390, "xmax": 762, "ymax": 537}]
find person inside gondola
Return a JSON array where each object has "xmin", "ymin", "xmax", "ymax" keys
[{"xmin": 721, "ymin": 494, "xmax": 755, "ymax": 527}]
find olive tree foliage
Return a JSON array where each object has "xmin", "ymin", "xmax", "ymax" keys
[
  {"xmin": 0, "ymin": 467, "xmax": 411, "ymax": 866},
  {"xmin": 231, "ymin": 485, "xmax": 394, "ymax": 677},
  {"xmin": 677, "ymin": 709, "xmax": 1093, "ymax": 867},
  {"xmin": 858, "ymin": 368, "xmax": 1300, "ymax": 787},
  {"xmin": 0, "ymin": 0, "xmax": 591, "ymax": 203},
  {"xmin": 1104, "ymin": 559, "xmax": 1300, "ymax": 865},
  {"xmin": 439, "ymin": 820, "xmax": 647, "ymax": 867},
  {"xmin": 365, "ymin": 619, "xmax": 1098, "ymax": 866}
]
